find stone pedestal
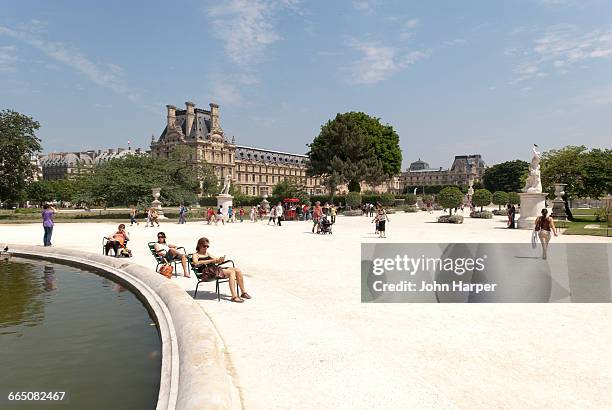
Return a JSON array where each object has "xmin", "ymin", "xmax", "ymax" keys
[
  {"xmin": 260, "ymin": 195, "xmax": 270, "ymax": 212},
  {"xmin": 151, "ymin": 187, "xmax": 168, "ymax": 219},
  {"xmin": 216, "ymin": 194, "xmax": 233, "ymax": 220},
  {"xmin": 517, "ymin": 192, "xmax": 547, "ymax": 229},
  {"xmin": 551, "ymin": 183, "xmax": 567, "ymax": 220}
]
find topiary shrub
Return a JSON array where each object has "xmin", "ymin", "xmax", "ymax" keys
[
  {"xmin": 470, "ymin": 210, "xmax": 493, "ymax": 219},
  {"xmin": 436, "ymin": 187, "xmax": 463, "ymax": 215},
  {"xmin": 379, "ymin": 192, "xmax": 396, "ymax": 207},
  {"xmin": 343, "ymin": 210, "xmax": 362, "ymax": 216},
  {"xmin": 492, "ymin": 191, "xmax": 509, "ymax": 210},
  {"xmin": 345, "ymin": 192, "xmax": 362, "ymax": 209},
  {"xmin": 508, "ymin": 192, "xmax": 520, "ymax": 205},
  {"xmin": 438, "ymin": 214, "xmax": 464, "ymax": 224},
  {"xmin": 404, "ymin": 193, "xmax": 417, "ymax": 206},
  {"xmin": 492, "ymin": 209, "xmax": 508, "ymax": 216},
  {"xmin": 403, "ymin": 205, "xmax": 418, "ymax": 212},
  {"xmin": 472, "ymin": 189, "xmax": 492, "ymax": 212}
]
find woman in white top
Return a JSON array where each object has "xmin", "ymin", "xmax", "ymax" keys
[{"xmin": 250, "ymin": 206, "xmax": 257, "ymax": 222}]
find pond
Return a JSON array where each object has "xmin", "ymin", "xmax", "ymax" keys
[{"xmin": 0, "ymin": 257, "xmax": 161, "ymax": 409}]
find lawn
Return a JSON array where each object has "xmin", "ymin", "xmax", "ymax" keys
[{"xmin": 560, "ymin": 209, "xmax": 610, "ymax": 237}]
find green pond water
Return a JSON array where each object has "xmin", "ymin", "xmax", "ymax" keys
[{"xmin": 0, "ymin": 257, "xmax": 161, "ymax": 409}]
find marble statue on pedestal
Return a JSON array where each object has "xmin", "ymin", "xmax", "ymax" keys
[
  {"xmin": 517, "ymin": 145, "xmax": 547, "ymax": 229},
  {"xmin": 523, "ymin": 145, "xmax": 542, "ymax": 193},
  {"xmin": 220, "ymin": 174, "xmax": 232, "ymax": 195}
]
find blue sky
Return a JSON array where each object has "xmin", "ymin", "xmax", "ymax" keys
[{"xmin": 1, "ymin": 0, "xmax": 611, "ymax": 169}]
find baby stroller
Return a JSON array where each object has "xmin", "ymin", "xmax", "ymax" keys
[{"xmin": 319, "ymin": 215, "xmax": 333, "ymax": 234}]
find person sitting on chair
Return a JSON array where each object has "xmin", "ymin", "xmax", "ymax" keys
[
  {"xmin": 192, "ymin": 237, "xmax": 251, "ymax": 303},
  {"xmin": 105, "ymin": 224, "xmax": 130, "ymax": 256},
  {"xmin": 154, "ymin": 232, "xmax": 189, "ymax": 277}
]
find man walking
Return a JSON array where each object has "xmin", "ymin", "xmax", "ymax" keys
[{"xmin": 276, "ymin": 202, "xmax": 284, "ymax": 226}]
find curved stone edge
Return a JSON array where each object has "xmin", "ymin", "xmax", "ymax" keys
[{"xmin": 8, "ymin": 245, "xmax": 240, "ymax": 410}]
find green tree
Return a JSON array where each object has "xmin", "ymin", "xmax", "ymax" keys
[
  {"xmin": 379, "ymin": 192, "xmax": 395, "ymax": 207},
  {"xmin": 404, "ymin": 193, "xmax": 417, "ymax": 206},
  {"xmin": 272, "ymin": 179, "xmax": 310, "ymax": 204},
  {"xmin": 508, "ymin": 192, "xmax": 520, "ymax": 205},
  {"xmin": 582, "ymin": 148, "xmax": 612, "ymax": 199},
  {"xmin": 472, "ymin": 189, "xmax": 492, "ymax": 212},
  {"xmin": 492, "ymin": 191, "xmax": 509, "ymax": 210},
  {"xmin": 75, "ymin": 152, "xmax": 212, "ymax": 207},
  {"xmin": 307, "ymin": 112, "xmax": 402, "ymax": 192},
  {"xmin": 0, "ymin": 110, "xmax": 42, "ymax": 204},
  {"xmin": 437, "ymin": 187, "xmax": 463, "ymax": 215},
  {"xmin": 345, "ymin": 192, "xmax": 362, "ymax": 209},
  {"xmin": 26, "ymin": 180, "xmax": 55, "ymax": 205},
  {"xmin": 541, "ymin": 146, "xmax": 586, "ymax": 198},
  {"xmin": 482, "ymin": 160, "xmax": 529, "ymax": 193}
]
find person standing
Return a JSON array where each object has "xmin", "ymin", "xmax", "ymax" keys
[
  {"xmin": 206, "ymin": 207, "xmax": 214, "ymax": 224},
  {"xmin": 312, "ymin": 201, "xmax": 322, "ymax": 233},
  {"xmin": 268, "ymin": 206, "xmax": 277, "ymax": 225},
  {"xmin": 178, "ymin": 204, "xmax": 188, "ymax": 224},
  {"xmin": 41, "ymin": 204, "xmax": 56, "ymax": 247},
  {"xmin": 228, "ymin": 206, "xmax": 234, "ymax": 223},
  {"xmin": 372, "ymin": 205, "xmax": 390, "ymax": 238},
  {"xmin": 510, "ymin": 205, "xmax": 517, "ymax": 229},
  {"xmin": 276, "ymin": 202, "xmax": 284, "ymax": 226},
  {"xmin": 330, "ymin": 204, "xmax": 337, "ymax": 224},
  {"xmin": 150, "ymin": 207, "xmax": 160, "ymax": 227},
  {"xmin": 535, "ymin": 208, "xmax": 557, "ymax": 259},
  {"xmin": 216, "ymin": 205, "xmax": 225, "ymax": 225},
  {"xmin": 130, "ymin": 205, "xmax": 139, "ymax": 226},
  {"xmin": 239, "ymin": 207, "xmax": 245, "ymax": 222},
  {"xmin": 250, "ymin": 206, "xmax": 257, "ymax": 222}
]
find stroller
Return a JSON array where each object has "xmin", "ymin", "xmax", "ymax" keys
[{"xmin": 319, "ymin": 215, "xmax": 333, "ymax": 234}]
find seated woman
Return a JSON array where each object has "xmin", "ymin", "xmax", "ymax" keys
[
  {"xmin": 192, "ymin": 237, "xmax": 251, "ymax": 303},
  {"xmin": 154, "ymin": 232, "xmax": 190, "ymax": 277},
  {"xmin": 105, "ymin": 224, "xmax": 130, "ymax": 256}
]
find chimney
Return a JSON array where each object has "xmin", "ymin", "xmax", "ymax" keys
[
  {"xmin": 185, "ymin": 101, "xmax": 195, "ymax": 135},
  {"xmin": 210, "ymin": 102, "xmax": 220, "ymax": 131},
  {"xmin": 166, "ymin": 105, "xmax": 177, "ymax": 129}
]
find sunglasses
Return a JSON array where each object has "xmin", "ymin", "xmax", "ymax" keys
[
  {"xmin": 202, "ymin": 244, "xmax": 209, "ymax": 248},
  {"xmin": 157, "ymin": 236, "xmax": 165, "ymax": 239}
]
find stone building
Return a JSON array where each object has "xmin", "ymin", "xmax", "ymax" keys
[
  {"xmin": 401, "ymin": 154, "xmax": 486, "ymax": 189},
  {"xmin": 150, "ymin": 102, "xmax": 327, "ymax": 196},
  {"xmin": 39, "ymin": 148, "xmax": 140, "ymax": 180}
]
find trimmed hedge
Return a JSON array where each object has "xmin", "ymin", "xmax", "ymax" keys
[
  {"xmin": 492, "ymin": 209, "xmax": 508, "ymax": 216},
  {"xmin": 470, "ymin": 211, "xmax": 493, "ymax": 219},
  {"xmin": 438, "ymin": 214, "xmax": 464, "ymax": 224},
  {"xmin": 343, "ymin": 210, "xmax": 362, "ymax": 216}
]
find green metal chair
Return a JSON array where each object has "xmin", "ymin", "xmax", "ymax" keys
[
  {"xmin": 188, "ymin": 254, "xmax": 239, "ymax": 301},
  {"xmin": 147, "ymin": 242, "xmax": 189, "ymax": 277}
]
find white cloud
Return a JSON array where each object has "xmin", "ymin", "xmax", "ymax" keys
[
  {"xmin": 207, "ymin": 0, "xmax": 298, "ymax": 66},
  {"xmin": 343, "ymin": 40, "xmax": 429, "ymax": 85},
  {"xmin": 353, "ymin": 0, "xmax": 380, "ymax": 13},
  {"xmin": 404, "ymin": 19, "xmax": 419, "ymax": 29},
  {"xmin": 512, "ymin": 24, "xmax": 612, "ymax": 82},
  {"xmin": 399, "ymin": 18, "xmax": 419, "ymax": 40},
  {"xmin": 211, "ymin": 82, "xmax": 244, "ymax": 106},
  {"xmin": 443, "ymin": 38, "xmax": 467, "ymax": 47},
  {"xmin": 0, "ymin": 45, "xmax": 19, "ymax": 71},
  {"xmin": 575, "ymin": 84, "xmax": 612, "ymax": 105},
  {"xmin": 0, "ymin": 23, "xmax": 141, "ymax": 102}
]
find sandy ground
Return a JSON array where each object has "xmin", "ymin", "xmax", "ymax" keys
[{"xmin": 1, "ymin": 210, "xmax": 611, "ymax": 409}]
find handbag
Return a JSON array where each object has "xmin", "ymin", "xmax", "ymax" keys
[{"xmin": 159, "ymin": 264, "xmax": 173, "ymax": 279}]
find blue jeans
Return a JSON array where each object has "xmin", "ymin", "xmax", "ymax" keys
[{"xmin": 43, "ymin": 226, "xmax": 53, "ymax": 246}]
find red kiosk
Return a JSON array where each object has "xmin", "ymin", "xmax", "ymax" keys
[{"xmin": 283, "ymin": 198, "xmax": 300, "ymax": 221}]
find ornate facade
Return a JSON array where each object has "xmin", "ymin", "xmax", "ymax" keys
[
  {"xmin": 150, "ymin": 102, "xmax": 328, "ymax": 196},
  {"xmin": 401, "ymin": 155, "xmax": 486, "ymax": 188},
  {"xmin": 39, "ymin": 148, "xmax": 141, "ymax": 180}
]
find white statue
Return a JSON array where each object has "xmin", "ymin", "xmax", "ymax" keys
[
  {"xmin": 523, "ymin": 144, "xmax": 542, "ymax": 193},
  {"xmin": 220, "ymin": 174, "xmax": 232, "ymax": 195},
  {"xmin": 413, "ymin": 187, "xmax": 418, "ymax": 195}
]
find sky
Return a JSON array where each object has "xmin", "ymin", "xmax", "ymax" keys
[{"xmin": 1, "ymin": 0, "xmax": 611, "ymax": 169}]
